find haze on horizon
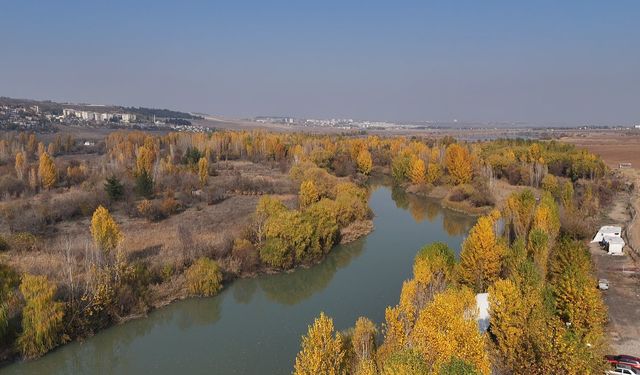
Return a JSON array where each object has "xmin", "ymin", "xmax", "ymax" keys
[{"xmin": 1, "ymin": 0, "xmax": 639, "ymax": 126}]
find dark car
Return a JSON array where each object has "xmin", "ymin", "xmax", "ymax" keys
[{"xmin": 606, "ymin": 355, "xmax": 640, "ymax": 369}]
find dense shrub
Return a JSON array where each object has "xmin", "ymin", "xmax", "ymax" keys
[
  {"xmin": 185, "ymin": 258, "xmax": 223, "ymax": 297},
  {"xmin": 8, "ymin": 232, "xmax": 39, "ymax": 252},
  {"xmin": 0, "ymin": 235, "xmax": 8, "ymax": 252},
  {"xmin": 260, "ymin": 238, "xmax": 292, "ymax": 269},
  {"xmin": 17, "ymin": 274, "xmax": 65, "ymax": 359}
]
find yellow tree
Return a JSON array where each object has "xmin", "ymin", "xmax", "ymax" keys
[
  {"xmin": 413, "ymin": 242, "xmax": 456, "ymax": 287},
  {"xmin": 294, "ymin": 312, "xmax": 347, "ymax": 375},
  {"xmin": 38, "ymin": 152, "xmax": 57, "ymax": 190},
  {"xmin": 15, "ymin": 151, "xmax": 26, "ymax": 180},
  {"xmin": 561, "ymin": 181, "xmax": 574, "ymax": 211},
  {"xmin": 532, "ymin": 192, "xmax": 560, "ymax": 240},
  {"xmin": 352, "ymin": 317, "xmax": 377, "ymax": 364},
  {"xmin": 91, "ymin": 206, "xmax": 123, "ymax": 255},
  {"xmin": 356, "ymin": 149, "xmax": 373, "ymax": 175},
  {"xmin": 553, "ymin": 265, "xmax": 607, "ymax": 340},
  {"xmin": 458, "ymin": 215, "xmax": 506, "ymax": 292},
  {"xmin": 445, "ymin": 144, "xmax": 472, "ymax": 185},
  {"xmin": 541, "ymin": 174, "xmax": 559, "ymax": 195},
  {"xmin": 17, "ymin": 274, "xmax": 65, "ymax": 359},
  {"xmin": 197, "ymin": 157, "xmax": 209, "ymax": 187},
  {"xmin": 425, "ymin": 162, "xmax": 442, "ymax": 184},
  {"xmin": 488, "ymin": 279, "xmax": 531, "ymax": 372},
  {"xmin": 299, "ymin": 179, "xmax": 320, "ymax": 209},
  {"xmin": 410, "ymin": 288, "xmax": 490, "ymax": 374},
  {"xmin": 409, "ymin": 157, "xmax": 427, "ymax": 185},
  {"xmin": 504, "ymin": 190, "xmax": 536, "ymax": 238},
  {"xmin": 136, "ymin": 144, "xmax": 156, "ymax": 175}
]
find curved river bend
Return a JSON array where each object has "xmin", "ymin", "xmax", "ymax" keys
[{"xmin": 3, "ymin": 184, "xmax": 475, "ymax": 375}]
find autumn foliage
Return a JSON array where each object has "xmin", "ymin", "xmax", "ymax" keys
[{"xmin": 90, "ymin": 206, "xmax": 123, "ymax": 255}]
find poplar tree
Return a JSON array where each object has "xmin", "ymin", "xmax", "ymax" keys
[
  {"xmin": 294, "ymin": 312, "xmax": 347, "ymax": 375},
  {"xmin": 458, "ymin": 215, "xmax": 506, "ymax": 292},
  {"xmin": 409, "ymin": 158, "xmax": 427, "ymax": 185},
  {"xmin": 356, "ymin": 149, "xmax": 373, "ymax": 175},
  {"xmin": 38, "ymin": 152, "xmax": 57, "ymax": 190},
  {"xmin": 445, "ymin": 144, "xmax": 472, "ymax": 185},
  {"xmin": 91, "ymin": 206, "xmax": 123, "ymax": 255},
  {"xmin": 197, "ymin": 157, "xmax": 209, "ymax": 187},
  {"xmin": 15, "ymin": 151, "xmax": 26, "ymax": 180}
]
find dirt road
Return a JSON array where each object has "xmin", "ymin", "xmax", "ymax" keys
[
  {"xmin": 590, "ymin": 186, "xmax": 640, "ymax": 355},
  {"xmin": 567, "ymin": 134, "xmax": 640, "ymax": 356}
]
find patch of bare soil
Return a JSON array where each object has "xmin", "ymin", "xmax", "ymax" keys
[
  {"xmin": 339, "ymin": 220, "xmax": 374, "ymax": 244},
  {"xmin": 562, "ymin": 133, "xmax": 640, "ymax": 169}
]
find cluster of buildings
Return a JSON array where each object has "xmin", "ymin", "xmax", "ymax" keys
[
  {"xmin": 62, "ymin": 108, "xmax": 136, "ymax": 123},
  {"xmin": 0, "ymin": 104, "xmax": 54, "ymax": 131},
  {"xmin": 253, "ymin": 116, "xmax": 404, "ymax": 130}
]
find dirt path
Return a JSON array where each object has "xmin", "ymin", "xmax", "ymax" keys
[{"xmin": 592, "ymin": 169, "xmax": 640, "ymax": 356}]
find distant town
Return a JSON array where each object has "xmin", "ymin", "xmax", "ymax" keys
[
  {"xmin": 0, "ymin": 97, "xmax": 206, "ymax": 133},
  {"xmin": 1, "ymin": 97, "xmax": 639, "ymax": 135},
  {"xmin": 252, "ymin": 115, "xmax": 640, "ymax": 132}
]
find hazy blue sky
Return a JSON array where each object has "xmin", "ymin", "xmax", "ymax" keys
[{"xmin": 1, "ymin": 1, "xmax": 638, "ymax": 125}]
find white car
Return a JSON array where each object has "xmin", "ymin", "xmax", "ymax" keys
[
  {"xmin": 607, "ymin": 367, "xmax": 639, "ymax": 375},
  {"xmin": 599, "ymin": 279, "xmax": 610, "ymax": 290}
]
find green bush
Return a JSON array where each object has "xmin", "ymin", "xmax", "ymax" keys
[
  {"xmin": 185, "ymin": 258, "xmax": 223, "ymax": 297},
  {"xmin": 382, "ymin": 348, "xmax": 429, "ymax": 375},
  {"xmin": 259, "ymin": 238, "xmax": 292, "ymax": 269},
  {"xmin": 439, "ymin": 357, "xmax": 480, "ymax": 375},
  {"xmin": 17, "ymin": 274, "xmax": 65, "ymax": 359}
]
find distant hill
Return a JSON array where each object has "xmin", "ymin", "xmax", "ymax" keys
[
  {"xmin": 0, "ymin": 96, "xmax": 202, "ymax": 120},
  {"xmin": 123, "ymin": 106, "xmax": 202, "ymax": 120}
]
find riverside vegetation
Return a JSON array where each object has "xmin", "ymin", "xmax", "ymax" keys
[{"xmin": 0, "ymin": 130, "xmax": 624, "ymax": 368}]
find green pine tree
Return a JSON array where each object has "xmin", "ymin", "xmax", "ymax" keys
[{"xmin": 104, "ymin": 175, "xmax": 124, "ymax": 201}]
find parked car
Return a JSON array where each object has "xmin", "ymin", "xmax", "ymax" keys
[
  {"xmin": 606, "ymin": 367, "xmax": 639, "ymax": 375},
  {"xmin": 599, "ymin": 279, "xmax": 610, "ymax": 290},
  {"xmin": 606, "ymin": 355, "xmax": 640, "ymax": 370}
]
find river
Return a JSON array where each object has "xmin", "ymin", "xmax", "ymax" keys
[{"xmin": 2, "ymin": 184, "xmax": 475, "ymax": 375}]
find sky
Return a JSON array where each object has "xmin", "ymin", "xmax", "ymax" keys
[{"xmin": 1, "ymin": 1, "xmax": 639, "ymax": 125}]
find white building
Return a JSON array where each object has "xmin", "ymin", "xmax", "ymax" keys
[
  {"xmin": 63, "ymin": 108, "xmax": 136, "ymax": 123},
  {"xmin": 476, "ymin": 293, "xmax": 490, "ymax": 333},
  {"xmin": 591, "ymin": 225, "xmax": 622, "ymax": 243},
  {"xmin": 604, "ymin": 236, "xmax": 625, "ymax": 255}
]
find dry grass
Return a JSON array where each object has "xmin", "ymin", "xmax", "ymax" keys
[{"xmin": 1, "ymin": 160, "xmax": 295, "ymax": 302}]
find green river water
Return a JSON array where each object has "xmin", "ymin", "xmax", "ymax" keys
[{"xmin": 2, "ymin": 184, "xmax": 475, "ymax": 375}]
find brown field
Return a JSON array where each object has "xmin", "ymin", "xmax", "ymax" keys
[{"xmin": 561, "ymin": 131, "xmax": 640, "ymax": 168}]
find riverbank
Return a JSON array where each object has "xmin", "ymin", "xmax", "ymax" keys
[
  {"xmin": 0, "ymin": 185, "xmax": 475, "ymax": 374},
  {"xmin": 147, "ymin": 218, "xmax": 374, "ymax": 311}
]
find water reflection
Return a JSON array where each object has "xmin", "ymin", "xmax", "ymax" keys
[
  {"xmin": 258, "ymin": 239, "xmax": 365, "ymax": 305},
  {"xmin": 389, "ymin": 184, "xmax": 474, "ymax": 237}
]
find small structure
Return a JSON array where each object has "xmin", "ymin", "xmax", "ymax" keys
[
  {"xmin": 591, "ymin": 226, "xmax": 622, "ymax": 243},
  {"xmin": 619, "ymin": 162, "xmax": 632, "ymax": 169},
  {"xmin": 476, "ymin": 293, "xmax": 490, "ymax": 333},
  {"xmin": 603, "ymin": 236, "xmax": 625, "ymax": 255}
]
